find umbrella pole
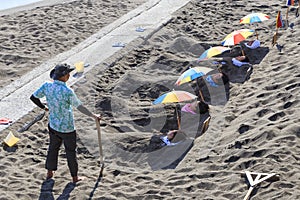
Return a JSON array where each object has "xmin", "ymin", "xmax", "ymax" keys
[
  {"xmin": 95, "ymin": 119, "xmax": 104, "ymax": 175},
  {"xmin": 253, "ymin": 22, "xmax": 259, "ymax": 40},
  {"xmin": 239, "ymin": 45, "xmax": 245, "ymax": 56},
  {"xmin": 255, "ymin": 30, "xmax": 258, "ymax": 40},
  {"xmin": 197, "ymin": 77, "xmax": 205, "ymax": 102},
  {"xmin": 198, "ymin": 90, "xmax": 205, "ymax": 102},
  {"xmin": 175, "ymin": 106, "xmax": 180, "ymax": 129}
]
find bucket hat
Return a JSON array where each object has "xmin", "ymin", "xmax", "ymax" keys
[{"xmin": 50, "ymin": 63, "xmax": 75, "ymax": 80}]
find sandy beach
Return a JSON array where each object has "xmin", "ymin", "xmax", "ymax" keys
[
  {"xmin": 0, "ymin": 0, "xmax": 299, "ymax": 199},
  {"xmin": 0, "ymin": 0, "xmax": 147, "ymax": 88}
]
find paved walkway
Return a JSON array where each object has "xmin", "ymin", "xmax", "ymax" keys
[{"xmin": 0, "ymin": 0, "xmax": 192, "ymax": 132}]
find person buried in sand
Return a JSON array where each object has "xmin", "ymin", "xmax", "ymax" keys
[
  {"xmin": 212, "ymin": 55, "xmax": 250, "ymax": 68},
  {"xmin": 244, "ymin": 39, "xmax": 260, "ymax": 49},
  {"xmin": 160, "ymin": 130, "xmax": 186, "ymax": 146},
  {"xmin": 148, "ymin": 129, "xmax": 187, "ymax": 151},
  {"xmin": 30, "ymin": 63, "xmax": 101, "ymax": 183}
]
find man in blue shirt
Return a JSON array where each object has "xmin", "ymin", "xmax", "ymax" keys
[{"xmin": 30, "ymin": 63, "xmax": 101, "ymax": 183}]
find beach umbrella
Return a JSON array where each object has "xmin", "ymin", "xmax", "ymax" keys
[
  {"xmin": 153, "ymin": 90, "xmax": 197, "ymax": 128},
  {"xmin": 198, "ymin": 46, "xmax": 231, "ymax": 62},
  {"xmin": 240, "ymin": 13, "xmax": 270, "ymax": 39},
  {"xmin": 240, "ymin": 13, "xmax": 270, "ymax": 24},
  {"xmin": 175, "ymin": 67, "xmax": 214, "ymax": 103},
  {"xmin": 153, "ymin": 90, "xmax": 197, "ymax": 105},
  {"xmin": 221, "ymin": 29, "xmax": 255, "ymax": 46},
  {"xmin": 175, "ymin": 67, "xmax": 213, "ymax": 86}
]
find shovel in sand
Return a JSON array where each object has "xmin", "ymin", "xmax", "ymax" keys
[
  {"xmin": 95, "ymin": 118, "xmax": 104, "ymax": 176},
  {"xmin": 88, "ymin": 118, "xmax": 105, "ymax": 198}
]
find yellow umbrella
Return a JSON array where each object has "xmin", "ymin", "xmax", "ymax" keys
[
  {"xmin": 198, "ymin": 46, "xmax": 231, "ymax": 62},
  {"xmin": 153, "ymin": 90, "xmax": 197, "ymax": 128},
  {"xmin": 240, "ymin": 13, "xmax": 270, "ymax": 39},
  {"xmin": 175, "ymin": 67, "xmax": 213, "ymax": 86},
  {"xmin": 153, "ymin": 90, "xmax": 197, "ymax": 105}
]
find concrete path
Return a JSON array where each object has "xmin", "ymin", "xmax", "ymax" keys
[{"xmin": 0, "ymin": 0, "xmax": 192, "ymax": 132}]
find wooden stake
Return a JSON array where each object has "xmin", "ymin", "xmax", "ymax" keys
[{"xmin": 272, "ymin": 30, "xmax": 278, "ymax": 47}]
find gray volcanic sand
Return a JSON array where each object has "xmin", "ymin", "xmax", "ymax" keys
[{"xmin": 0, "ymin": 0, "xmax": 299, "ymax": 199}]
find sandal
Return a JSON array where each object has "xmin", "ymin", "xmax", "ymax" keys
[{"xmin": 0, "ymin": 118, "xmax": 12, "ymax": 125}]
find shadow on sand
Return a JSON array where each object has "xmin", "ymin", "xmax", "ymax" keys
[
  {"xmin": 88, "ymin": 165, "xmax": 104, "ymax": 200},
  {"xmin": 38, "ymin": 179, "xmax": 76, "ymax": 200}
]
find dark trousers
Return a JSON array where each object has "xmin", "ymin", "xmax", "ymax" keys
[{"xmin": 46, "ymin": 125, "xmax": 78, "ymax": 177}]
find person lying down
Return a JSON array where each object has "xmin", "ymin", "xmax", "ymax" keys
[
  {"xmin": 149, "ymin": 130, "xmax": 188, "ymax": 149},
  {"xmin": 161, "ymin": 130, "xmax": 186, "ymax": 146}
]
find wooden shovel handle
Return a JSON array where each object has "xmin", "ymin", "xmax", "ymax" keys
[{"xmin": 95, "ymin": 119, "xmax": 104, "ymax": 163}]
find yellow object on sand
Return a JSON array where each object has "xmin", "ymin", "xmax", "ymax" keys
[
  {"xmin": 74, "ymin": 61, "xmax": 84, "ymax": 73},
  {"xmin": 4, "ymin": 131, "xmax": 20, "ymax": 147}
]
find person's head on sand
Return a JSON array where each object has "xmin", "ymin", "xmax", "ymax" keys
[
  {"xmin": 167, "ymin": 130, "xmax": 178, "ymax": 141},
  {"xmin": 181, "ymin": 100, "xmax": 199, "ymax": 115},
  {"xmin": 211, "ymin": 73, "xmax": 224, "ymax": 85},
  {"xmin": 245, "ymin": 39, "xmax": 260, "ymax": 49},
  {"xmin": 205, "ymin": 73, "xmax": 225, "ymax": 88},
  {"xmin": 50, "ymin": 63, "xmax": 75, "ymax": 82},
  {"xmin": 235, "ymin": 55, "xmax": 250, "ymax": 63},
  {"xmin": 235, "ymin": 55, "xmax": 246, "ymax": 61},
  {"xmin": 167, "ymin": 130, "xmax": 186, "ymax": 142}
]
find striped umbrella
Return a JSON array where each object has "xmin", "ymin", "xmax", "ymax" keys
[
  {"xmin": 153, "ymin": 90, "xmax": 197, "ymax": 105},
  {"xmin": 198, "ymin": 46, "xmax": 231, "ymax": 62},
  {"xmin": 175, "ymin": 67, "xmax": 213, "ymax": 86},
  {"xmin": 153, "ymin": 90, "xmax": 197, "ymax": 129},
  {"xmin": 240, "ymin": 13, "xmax": 270, "ymax": 24},
  {"xmin": 221, "ymin": 29, "xmax": 254, "ymax": 46},
  {"xmin": 240, "ymin": 13, "xmax": 270, "ymax": 39}
]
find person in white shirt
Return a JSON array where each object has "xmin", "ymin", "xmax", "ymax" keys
[{"xmin": 244, "ymin": 40, "xmax": 260, "ymax": 49}]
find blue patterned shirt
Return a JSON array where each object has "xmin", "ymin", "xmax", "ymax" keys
[{"xmin": 33, "ymin": 80, "xmax": 82, "ymax": 133}]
